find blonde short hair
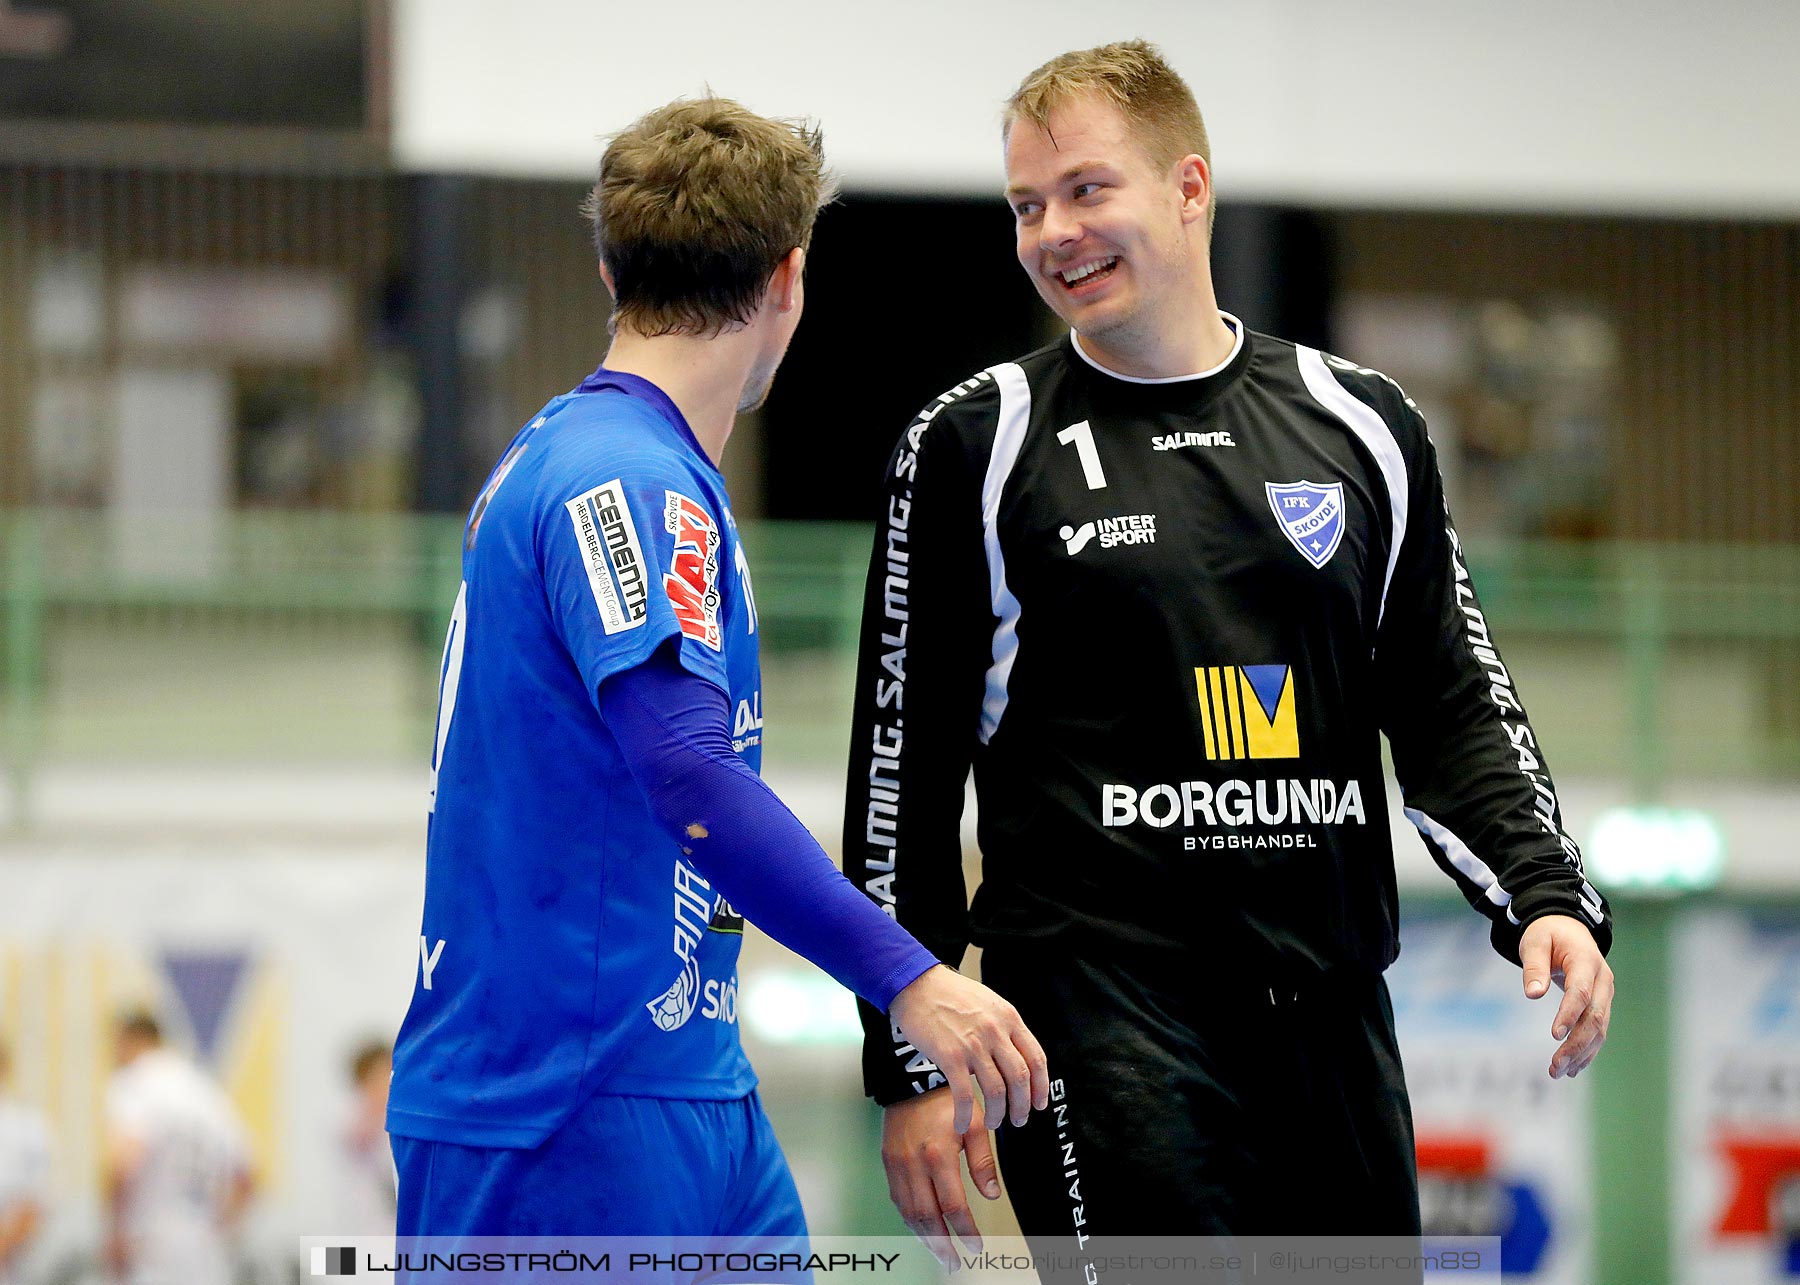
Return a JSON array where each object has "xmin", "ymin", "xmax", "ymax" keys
[
  {"xmin": 1005, "ymin": 40, "xmax": 1214, "ymax": 231},
  {"xmin": 583, "ymin": 96, "xmax": 837, "ymax": 337}
]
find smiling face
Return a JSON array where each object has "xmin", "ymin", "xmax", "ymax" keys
[{"xmin": 1005, "ymin": 92, "xmax": 1212, "ymax": 369}]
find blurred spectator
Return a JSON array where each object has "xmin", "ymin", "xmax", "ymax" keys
[
  {"xmin": 103, "ymin": 1011, "xmax": 253, "ymax": 1285},
  {"xmin": 338, "ymin": 1040, "xmax": 396, "ymax": 1233},
  {"xmin": 0, "ymin": 1039, "xmax": 49, "ymax": 1285}
]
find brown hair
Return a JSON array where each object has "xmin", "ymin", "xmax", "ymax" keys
[
  {"xmin": 348, "ymin": 1039, "xmax": 391, "ymax": 1085},
  {"xmin": 116, "ymin": 1008, "xmax": 163, "ymax": 1043},
  {"xmin": 1005, "ymin": 40, "xmax": 1214, "ymax": 231},
  {"xmin": 582, "ymin": 96, "xmax": 836, "ymax": 338}
]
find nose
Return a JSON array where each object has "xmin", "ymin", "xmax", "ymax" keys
[{"xmin": 1040, "ymin": 200, "xmax": 1082, "ymax": 254}]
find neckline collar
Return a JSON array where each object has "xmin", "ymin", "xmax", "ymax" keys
[
  {"xmin": 574, "ymin": 365, "xmax": 719, "ymax": 474},
  {"xmin": 1070, "ymin": 311, "xmax": 1245, "ymax": 384}
]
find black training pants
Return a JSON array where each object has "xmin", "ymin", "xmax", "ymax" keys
[{"xmin": 984, "ymin": 946, "xmax": 1421, "ymax": 1256}]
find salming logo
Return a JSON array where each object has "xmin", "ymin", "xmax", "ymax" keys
[
  {"xmin": 1446, "ymin": 521, "xmax": 1597, "ymax": 921},
  {"xmin": 1196, "ymin": 664, "xmax": 1300, "ymax": 760},
  {"xmin": 1152, "ymin": 430, "xmax": 1235, "ymax": 451}
]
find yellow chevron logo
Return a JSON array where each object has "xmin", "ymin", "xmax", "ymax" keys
[{"xmin": 1195, "ymin": 665, "xmax": 1300, "ymax": 760}]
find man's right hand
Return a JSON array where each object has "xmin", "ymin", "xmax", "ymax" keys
[
  {"xmin": 887, "ymin": 964, "xmax": 1050, "ymax": 1135},
  {"xmin": 882, "ymin": 1088, "xmax": 1003, "ymax": 1268}
]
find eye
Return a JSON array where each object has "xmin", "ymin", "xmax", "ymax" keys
[
  {"xmin": 1073, "ymin": 182, "xmax": 1104, "ymax": 200},
  {"xmin": 1012, "ymin": 200, "xmax": 1041, "ymax": 219}
]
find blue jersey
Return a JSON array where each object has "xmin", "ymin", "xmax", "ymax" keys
[{"xmin": 388, "ymin": 368, "xmax": 764, "ymax": 1148}]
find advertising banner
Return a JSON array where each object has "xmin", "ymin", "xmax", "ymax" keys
[
  {"xmin": 1676, "ymin": 906, "xmax": 1800, "ymax": 1284},
  {"xmin": 1389, "ymin": 909, "xmax": 1592, "ymax": 1283}
]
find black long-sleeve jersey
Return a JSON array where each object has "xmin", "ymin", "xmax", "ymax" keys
[{"xmin": 844, "ymin": 319, "xmax": 1613, "ymax": 1106}]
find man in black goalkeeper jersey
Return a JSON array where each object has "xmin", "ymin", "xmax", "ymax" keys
[{"xmin": 843, "ymin": 40, "xmax": 1615, "ymax": 1263}]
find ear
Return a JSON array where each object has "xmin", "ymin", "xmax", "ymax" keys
[
  {"xmin": 1175, "ymin": 154, "xmax": 1212, "ymax": 229},
  {"xmin": 597, "ymin": 258, "xmax": 618, "ymax": 300},
  {"xmin": 767, "ymin": 247, "xmax": 805, "ymax": 313}
]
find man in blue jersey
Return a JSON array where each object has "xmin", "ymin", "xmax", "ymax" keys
[{"xmin": 387, "ymin": 97, "xmax": 1049, "ymax": 1244}]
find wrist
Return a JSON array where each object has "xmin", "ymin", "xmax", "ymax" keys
[{"xmin": 887, "ymin": 962, "xmax": 948, "ymax": 1012}]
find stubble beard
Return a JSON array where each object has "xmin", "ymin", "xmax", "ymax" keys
[
  {"xmin": 738, "ymin": 332, "xmax": 792, "ymax": 415},
  {"xmin": 1060, "ymin": 287, "xmax": 1154, "ymax": 359},
  {"xmin": 737, "ymin": 367, "xmax": 774, "ymax": 415}
]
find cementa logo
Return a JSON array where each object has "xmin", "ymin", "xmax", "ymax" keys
[{"xmin": 1195, "ymin": 664, "xmax": 1300, "ymax": 760}]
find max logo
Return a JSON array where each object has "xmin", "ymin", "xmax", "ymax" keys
[{"xmin": 663, "ymin": 492, "xmax": 722, "ymax": 651}]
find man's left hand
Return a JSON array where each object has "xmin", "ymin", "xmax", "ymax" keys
[{"xmin": 1519, "ymin": 914, "xmax": 1613, "ymax": 1080}]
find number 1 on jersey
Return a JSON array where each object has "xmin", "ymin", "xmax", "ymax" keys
[{"xmin": 1057, "ymin": 420, "xmax": 1108, "ymax": 490}]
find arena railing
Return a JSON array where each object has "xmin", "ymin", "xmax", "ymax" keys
[{"xmin": 3, "ymin": 510, "xmax": 1798, "ymax": 826}]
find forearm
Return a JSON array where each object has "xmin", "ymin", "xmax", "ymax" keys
[
  {"xmin": 1380, "ymin": 435, "xmax": 1612, "ymax": 960},
  {"xmin": 844, "ymin": 410, "xmax": 994, "ymax": 1101},
  {"xmin": 602, "ymin": 648, "xmax": 938, "ymax": 1010}
]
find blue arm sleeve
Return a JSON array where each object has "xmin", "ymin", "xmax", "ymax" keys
[{"xmin": 599, "ymin": 643, "xmax": 939, "ymax": 1011}]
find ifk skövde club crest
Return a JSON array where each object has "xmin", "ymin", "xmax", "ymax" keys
[{"xmin": 1265, "ymin": 480, "xmax": 1346, "ymax": 569}]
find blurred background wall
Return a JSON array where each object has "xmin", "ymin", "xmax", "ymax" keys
[{"xmin": 1, "ymin": 3, "xmax": 1797, "ymax": 1283}]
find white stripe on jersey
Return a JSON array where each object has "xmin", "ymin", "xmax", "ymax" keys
[
  {"xmin": 1405, "ymin": 806, "xmax": 1521, "ymax": 925},
  {"xmin": 1295, "ymin": 347, "xmax": 1409, "ymax": 630},
  {"xmin": 979, "ymin": 362, "xmax": 1032, "ymax": 744}
]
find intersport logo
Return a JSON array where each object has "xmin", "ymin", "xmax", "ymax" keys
[{"xmin": 1058, "ymin": 513, "xmax": 1156, "ymax": 556}]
